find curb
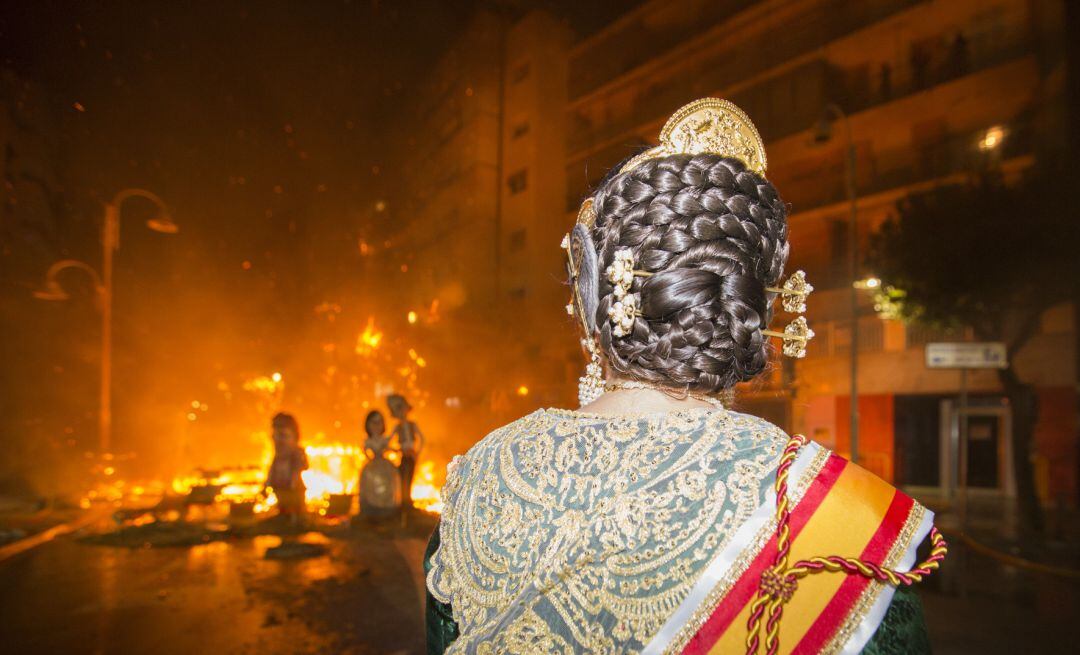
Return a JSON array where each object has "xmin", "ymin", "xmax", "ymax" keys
[{"xmin": 0, "ymin": 510, "xmax": 105, "ymax": 563}]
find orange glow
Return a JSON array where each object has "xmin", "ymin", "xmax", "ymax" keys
[
  {"xmin": 407, "ymin": 348, "xmax": 427, "ymax": 368},
  {"xmin": 300, "ymin": 442, "xmax": 364, "ymax": 513},
  {"xmin": 407, "ymin": 310, "xmax": 418, "ymax": 324},
  {"xmin": 169, "ymin": 438, "xmax": 439, "ymax": 515},
  {"xmin": 516, "ymin": 385, "xmax": 529, "ymax": 396},
  {"xmin": 243, "ymin": 373, "xmax": 284, "ymax": 394},
  {"xmin": 979, "ymin": 125, "xmax": 1006, "ymax": 151},
  {"xmin": 355, "ymin": 317, "xmax": 383, "ymax": 356},
  {"xmin": 89, "ymin": 437, "xmax": 444, "ymax": 516},
  {"xmin": 410, "ymin": 460, "xmax": 443, "ymax": 514}
]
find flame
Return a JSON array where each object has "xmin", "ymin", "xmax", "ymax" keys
[
  {"xmin": 410, "ymin": 460, "xmax": 443, "ymax": 514},
  {"xmin": 300, "ymin": 443, "xmax": 365, "ymax": 514},
  {"xmin": 92, "ymin": 434, "xmax": 443, "ymax": 517},
  {"xmin": 243, "ymin": 373, "xmax": 284, "ymax": 394},
  {"xmin": 355, "ymin": 317, "xmax": 383, "ymax": 355}
]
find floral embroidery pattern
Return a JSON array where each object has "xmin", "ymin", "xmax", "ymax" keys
[{"xmin": 427, "ymin": 407, "xmax": 788, "ymax": 654}]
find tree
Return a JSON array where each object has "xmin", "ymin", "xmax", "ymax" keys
[{"xmin": 867, "ymin": 168, "xmax": 1078, "ymax": 534}]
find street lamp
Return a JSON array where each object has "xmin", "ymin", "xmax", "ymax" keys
[
  {"xmin": 814, "ymin": 104, "xmax": 860, "ymax": 464},
  {"xmin": 34, "ymin": 188, "xmax": 177, "ymax": 455},
  {"xmin": 33, "ymin": 259, "xmax": 104, "ymax": 303}
]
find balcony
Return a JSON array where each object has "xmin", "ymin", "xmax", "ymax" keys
[
  {"xmin": 567, "ymin": 0, "xmax": 924, "ymax": 155},
  {"xmin": 566, "ymin": 14, "xmax": 1032, "ymax": 166},
  {"xmin": 781, "ymin": 118, "xmax": 1034, "ymax": 216},
  {"xmin": 567, "ymin": 0, "xmax": 757, "ymax": 101}
]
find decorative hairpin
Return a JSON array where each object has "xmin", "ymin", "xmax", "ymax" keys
[
  {"xmin": 618, "ymin": 98, "xmax": 767, "ymax": 178},
  {"xmin": 606, "ymin": 248, "xmax": 635, "ymax": 299},
  {"xmin": 762, "ymin": 316, "xmax": 815, "ymax": 358},
  {"xmin": 604, "ymin": 247, "xmax": 652, "ymax": 337},
  {"xmin": 767, "ymin": 270, "xmax": 814, "ymax": 314},
  {"xmin": 607, "ymin": 294, "xmax": 640, "ymax": 337},
  {"xmin": 605, "ymin": 248, "xmax": 652, "ymax": 297}
]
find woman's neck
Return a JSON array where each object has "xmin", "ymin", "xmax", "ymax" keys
[{"xmin": 578, "ymin": 377, "xmax": 720, "ymax": 416}]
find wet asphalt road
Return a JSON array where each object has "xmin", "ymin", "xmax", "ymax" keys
[
  {"xmin": 0, "ymin": 524, "xmax": 430, "ymax": 655},
  {"xmin": 1, "ymin": 518, "xmax": 1077, "ymax": 654}
]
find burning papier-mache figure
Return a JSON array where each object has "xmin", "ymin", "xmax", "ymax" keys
[
  {"xmin": 359, "ymin": 409, "xmax": 401, "ymax": 519},
  {"xmin": 264, "ymin": 412, "xmax": 308, "ymax": 524},
  {"xmin": 424, "ymin": 99, "xmax": 946, "ymax": 655},
  {"xmin": 387, "ymin": 394, "xmax": 424, "ymax": 508}
]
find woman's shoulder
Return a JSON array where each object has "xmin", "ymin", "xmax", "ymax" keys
[{"xmin": 449, "ymin": 410, "xmax": 552, "ymax": 463}]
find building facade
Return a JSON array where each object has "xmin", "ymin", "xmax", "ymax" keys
[
  {"xmin": 553, "ymin": 0, "xmax": 1074, "ymax": 506},
  {"xmin": 379, "ymin": 0, "xmax": 1075, "ymax": 507}
]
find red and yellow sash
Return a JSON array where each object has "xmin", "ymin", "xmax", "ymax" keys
[{"xmin": 646, "ymin": 438, "xmax": 945, "ymax": 655}]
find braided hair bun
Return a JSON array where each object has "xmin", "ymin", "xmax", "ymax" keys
[{"xmin": 584, "ymin": 153, "xmax": 789, "ymax": 392}]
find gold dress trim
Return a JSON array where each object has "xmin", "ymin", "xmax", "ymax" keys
[{"xmin": 427, "ymin": 408, "xmax": 791, "ymax": 654}]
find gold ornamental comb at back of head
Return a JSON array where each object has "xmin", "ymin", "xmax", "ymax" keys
[{"xmin": 618, "ymin": 98, "xmax": 767, "ymax": 177}]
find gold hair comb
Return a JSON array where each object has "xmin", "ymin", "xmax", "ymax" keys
[{"xmin": 618, "ymin": 98, "xmax": 767, "ymax": 177}]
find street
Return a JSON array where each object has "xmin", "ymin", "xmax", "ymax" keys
[
  {"xmin": 0, "ymin": 518, "xmax": 432, "ymax": 655},
  {"xmin": 1, "ymin": 512, "xmax": 1078, "ymax": 654}
]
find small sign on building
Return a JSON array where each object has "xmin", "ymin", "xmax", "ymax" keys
[{"xmin": 925, "ymin": 342, "xmax": 1008, "ymax": 369}]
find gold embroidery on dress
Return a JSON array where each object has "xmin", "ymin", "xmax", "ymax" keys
[{"xmin": 427, "ymin": 407, "xmax": 792, "ymax": 654}]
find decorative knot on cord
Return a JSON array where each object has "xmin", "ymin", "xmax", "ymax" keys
[{"xmin": 759, "ymin": 568, "xmax": 797, "ymax": 603}]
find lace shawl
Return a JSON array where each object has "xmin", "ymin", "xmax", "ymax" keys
[{"xmin": 426, "ymin": 407, "xmax": 787, "ymax": 654}]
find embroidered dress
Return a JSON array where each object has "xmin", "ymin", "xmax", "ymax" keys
[{"xmin": 425, "ymin": 408, "xmax": 936, "ymax": 655}]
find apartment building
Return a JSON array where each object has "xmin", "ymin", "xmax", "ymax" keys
[
  {"xmin": 380, "ymin": 0, "xmax": 1074, "ymax": 505},
  {"xmin": 553, "ymin": 0, "xmax": 1073, "ymax": 505}
]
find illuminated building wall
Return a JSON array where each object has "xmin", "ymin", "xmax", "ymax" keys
[
  {"xmin": 549, "ymin": 0, "xmax": 1074, "ymax": 503},
  {"xmin": 495, "ymin": 12, "xmax": 577, "ymax": 410},
  {"xmin": 375, "ymin": 11, "xmax": 575, "ymax": 443},
  {"xmin": 382, "ymin": 0, "xmax": 1074, "ymax": 505}
]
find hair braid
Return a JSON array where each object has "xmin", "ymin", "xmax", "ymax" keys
[{"xmin": 585, "ymin": 153, "xmax": 789, "ymax": 392}]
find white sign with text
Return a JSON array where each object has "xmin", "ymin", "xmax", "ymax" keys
[{"xmin": 925, "ymin": 342, "xmax": 1008, "ymax": 369}]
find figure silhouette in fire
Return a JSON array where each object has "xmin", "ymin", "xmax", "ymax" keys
[
  {"xmin": 264, "ymin": 412, "xmax": 308, "ymax": 525},
  {"xmin": 359, "ymin": 409, "xmax": 401, "ymax": 519},
  {"xmin": 387, "ymin": 394, "xmax": 424, "ymax": 508}
]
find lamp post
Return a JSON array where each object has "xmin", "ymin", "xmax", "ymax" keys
[
  {"xmin": 35, "ymin": 189, "xmax": 178, "ymax": 455},
  {"xmin": 814, "ymin": 104, "xmax": 860, "ymax": 464}
]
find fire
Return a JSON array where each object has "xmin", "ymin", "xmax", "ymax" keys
[
  {"xmin": 156, "ymin": 439, "xmax": 442, "ymax": 516},
  {"xmin": 410, "ymin": 460, "xmax": 443, "ymax": 514},
  {"xmin": 301, "ymin": 443, "xmax": 364, "ymax": 514},
  {"xmin": 355, "ymin": 317, "xmax": 383, "ymax": 355},
  {"xmin": 243, "ymin": 373, "xmax": 284, "ymax": 394}
]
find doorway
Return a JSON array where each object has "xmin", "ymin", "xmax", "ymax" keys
[{"xmin": 939, "ymin": 398, "xmax": 1014, "ymax": 500}]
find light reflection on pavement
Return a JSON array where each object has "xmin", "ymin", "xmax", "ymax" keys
[
  {"xmin": 0, "ymin": 524, "xmax": 428, "ymax": 655},
  {"xmin": 3, "ymin": 517, "xmax": 1078, "ymax": 655}
]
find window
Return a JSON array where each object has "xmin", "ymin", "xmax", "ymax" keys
[
  {"xmin": 507, "ymin": 169, "xmax": 528, "ymax": 195},
  {"xmin": 511, "ymin": 62, "xmax": 531, "ymax": 84},
  {"xmin": 512, "ymin": 121, "xmax": 530, "ymax": 139},
  {"xmin": 509, "ymin": 228, "xmax": 526, "ymax": 251}
]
